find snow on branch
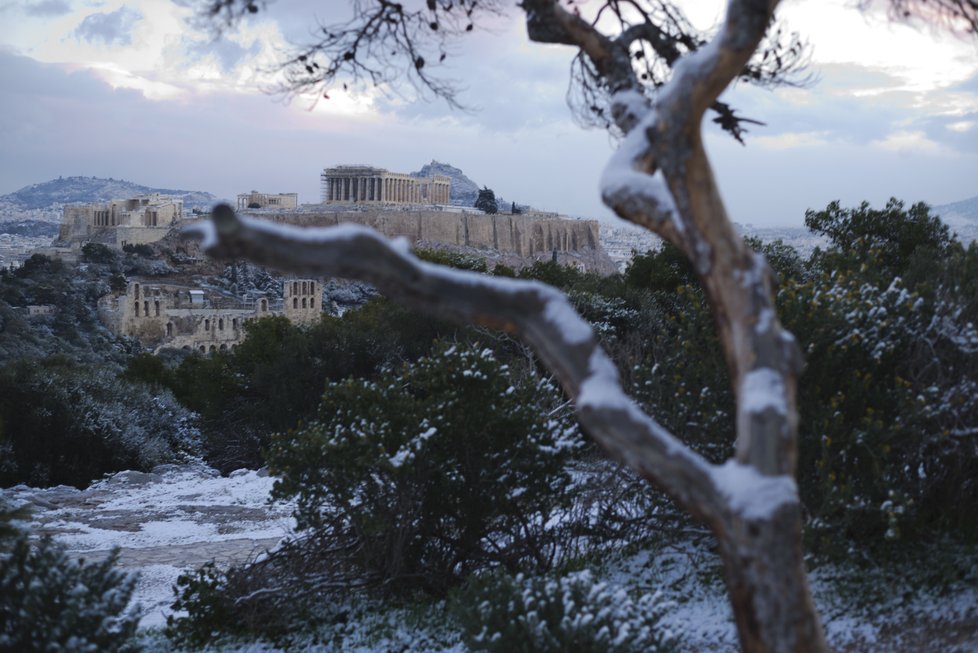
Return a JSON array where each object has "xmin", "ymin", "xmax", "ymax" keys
[{"xmin": 185, "ymin": 205, "xmax": 729, "ymax": 523}]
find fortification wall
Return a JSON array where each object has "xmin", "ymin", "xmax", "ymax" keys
[
  {"xmin": 115, "ymin": 226, "xmax": 172, "ymax": 248},
  {"xmin": 249, "ymin": 209, "xmax": 603, "ymax": 263}
]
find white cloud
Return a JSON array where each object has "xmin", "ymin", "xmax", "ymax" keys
[
  {"xmin": 947, "ymin": 120, "xmax": 976, "ymax": 133},
  {"xmin": 872, "ymin": 129, "xmax": 948, "ymax": 154},
  {"xmin": 752, "ymin": 130, "xmax": 832, "ymax": 150}
]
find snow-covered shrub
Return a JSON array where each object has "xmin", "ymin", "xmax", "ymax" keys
[
  {"xmin": 0, "ymin": 533, "xmax": 139, "ymax": 652},
  {"xmin": 0, "ymin": 359, "xmax": 200, "ymax": 487},
  {"xmin": 784, "ymin": 251, "xmax": 978, "ymax": 543},
  {"xmin": 166, "ymin": 562, "xmax": 245, "ymax": 648},
  {"xmin": 267, "ymin": 341, "xmax": 584, "ymax": 596},
  {"xmin": 454, "ymin": 569, "xmax": 678, "ymax": 653}
]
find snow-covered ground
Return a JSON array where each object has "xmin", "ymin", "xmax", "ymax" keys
[
  {"xmin": 5, "ymin": 462, "xmax": 977, "ymax": 652},
  {"xmin": 5, "ymin": 461, "xmax": 295, "ymax": 629}
]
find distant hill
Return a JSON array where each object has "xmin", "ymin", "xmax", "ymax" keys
[
  {"xmin": 933, "ymin": 195, "xmax": 978, "ymax": 242},
  {"xmin": 410, "ymin": 160, "xmax": 481, "ymax": 206},
  {"xmin": 410, "ymin": 160, "xmax": 524, "ymax": 211},
  {"xmin": 0, "ymin": 176, "xmax": 219, "ymax": 211}
]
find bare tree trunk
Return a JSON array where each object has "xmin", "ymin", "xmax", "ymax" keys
[{"xmin": 717, "ymin": 506, "xmax": 827, "ymax": 653}]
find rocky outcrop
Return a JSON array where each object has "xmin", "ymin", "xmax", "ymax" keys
[
  {"xmin": 410, "ymin": 160, "xmax": 480, "ymax": 206},
  {"xmin": 250, "ymin": 208, "xmax": 614, "ymax": 272}
]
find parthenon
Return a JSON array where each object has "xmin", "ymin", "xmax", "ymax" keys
[{"xmin": 321, "ymin": 165, "xmax": 451, "ymax": 205}]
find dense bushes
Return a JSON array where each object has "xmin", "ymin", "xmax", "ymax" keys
[
  {"xmin": 1, "ymin": 523, "xmax": 140, "ymax": 652},
  {"xmin": 0, "ymin": 254, "xmax": 129, "ymax": 363},
  {"xmin": 129, "ymin": 299, "xmax": 464, "ymax": 472},
  {"xmin": 0, "ymin": 358, "xmax": 200, "ymax": 488},
  {"xmin": 269, "ymin": 342, "xmax": 583, "ymax": 594},
  {"xmin": 785, "ymin": 204, "xmax": 978, "ymax": 543},
  {"xmin": 454, "ymin": 570, "xmax": 678, "ymax": 653},
  {"xmin": 166, "ymin": 343, "xmax": 587, "ymax": 642}
]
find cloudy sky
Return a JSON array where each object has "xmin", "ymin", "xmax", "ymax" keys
[{"xmin": 1, "ymin": 0, "xmax": 976, "ymax": 227}]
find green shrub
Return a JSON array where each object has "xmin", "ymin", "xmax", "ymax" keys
[
  {"xmin": 122, "ymin": 243, "xmax": 154, "ymax": 258},
  {"xmin": 166, "ymin": 562, "xmax": 239, "ymax": 648},
  {"xmin": 416, "ymin": 248, "xmax": 489, "ymax": 272},
  {"xmin": 267, "ymin": 342, "xmax": 582, "ymax": 596},
  {"xmin": 624, "ymin": 243, "xmax": 695, "ymax": 293},
  {"xmin": 81, "ymin": 242, "xmax": 119, "ymax": 264},
  {"xmin": 0, "ymin": 533, "xmax": 140, "ymax": 652},
  {"xmin": 453, "ymin": 570, "xmax": 678, "ymax": 653},
  {"xmin": 805, "ymin": 198, "xmax": 950, "ymax": 280},
  {"xmin": 783, "ymin": 266, "xmax": 978, "ymax": 543}
]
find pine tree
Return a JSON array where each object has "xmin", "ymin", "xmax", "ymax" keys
[{"xmin": 475, "ymin": 187, "xmax": 498, "ymax": 214}]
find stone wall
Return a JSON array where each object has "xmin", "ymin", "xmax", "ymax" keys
[
  {"xmin": 99, "ymin": 279, "xmax": 320, "ymax": 353},
  {"xmin": 250, "ymin": 209, "xmax": 602, "ymax": 260}
]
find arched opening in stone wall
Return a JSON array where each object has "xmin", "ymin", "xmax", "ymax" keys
[
  {"xmin": 166, "ymin": 323, "xmax": 173, "ymax": 337},
  {"xmin": 134, "ymin": 302, "xmax": 140, "ymax": 317},
  {"xmin": 205, "ymin": 319, "xmax": 210, "ymax": 331},
  {"xmin": 293, "ymin": 297, "xmax": 298, "ymax": 309},
  {"xmin": 302, "ymin": 298, "xmax": 307, "ymax": 309}
]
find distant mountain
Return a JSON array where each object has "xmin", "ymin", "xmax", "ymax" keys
[
  {"xmin": 1, "ymin": 176, "xmax": 219, "ymax": 211},
  {"xmin": 934, "ymin": 195, "xmax": 978, "ymax": 227},
  {"xmin": 410, "ymin": 160, "xmax": 524, "ymax": 211},
  {"xmin": 410, "ymin": 160, "xmax": 481, "ymax": 206},
  {"xmin": 933, "ymin": 195, "xmax": 978, "ymax": 243}
]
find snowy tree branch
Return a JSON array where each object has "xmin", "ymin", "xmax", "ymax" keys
[{"xmin": 184, "ymin": 206, "xmax": 729, "ymax": 523}]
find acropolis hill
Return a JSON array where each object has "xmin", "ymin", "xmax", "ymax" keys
[
  {"xmin": 248, "ymin": 207, "xmax": 608, "ymax": 267},
  {"xmin": 243, "ymin": 163, "xmax": 615, "ymax": 273},
  {"xmin": 34, "ymin": 164, "xmax": 614, "ymax": 273}
]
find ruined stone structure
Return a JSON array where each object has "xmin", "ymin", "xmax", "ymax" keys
[
  {"xmin": 254, "ymin": 208, "xmax": 603, "ymax": 260},
  {"xmin": 236, "ymin": 191, "xmax": 299, "ymax": 210},
  {"xmin": 283, "ymin": 279, "xmax": 321, "ymax": 325},
  {"xmin": 59, "ymin": 193, "xmax": 183, "ymax": 249},
  {"xmin": 99, "ymin": 279, "xmax": 321, "ymax": 353},
  {"xmin": 321, "ymin": 165, "xmax": 451, "ymax": 205}
]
